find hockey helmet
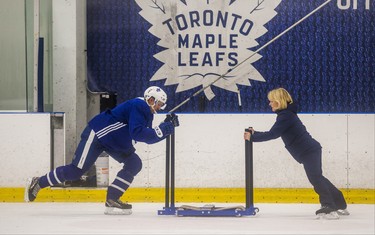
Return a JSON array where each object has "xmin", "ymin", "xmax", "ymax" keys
[{"xmin": 144, "ymin": 86, "xmax": 167, "ymax": 110}]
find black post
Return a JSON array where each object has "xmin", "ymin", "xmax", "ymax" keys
[
  {"xmin": 37, "ymin": 37, "xmax": 44, "ymax": 112},
  {"xmin": 165, "ymin": 135, "xmax": 170, "ymax": 208},
  {"xmin": 245, "ymin": 129, "xmax": 254, "ymax": 208},
  {"xmin": 171, "ymin": 133, "xmax": 175, "ymax": 207}
]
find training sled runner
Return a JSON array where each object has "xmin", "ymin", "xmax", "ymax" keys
[
  {"xmin": 158, "ymin": 130, "xmax": 259, "ymax": 217},
  {"xmin": 176, "ymin": 204, "xmax": 258, "ymax": 217}
]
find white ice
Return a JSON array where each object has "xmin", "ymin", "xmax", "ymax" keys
[{"xmin": 0, "ymin": 203, "xmax": 374, "ymax": 234}]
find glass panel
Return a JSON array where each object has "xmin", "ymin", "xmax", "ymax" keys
[
  {"xmin": 0, "ymin": 0, "xmax": 27, "ymax": 111},
  {"xmin": 26, "ymin": 0, "xmax": 53, "ymax": 112},
  {"xmin": 0, "ymin": 0, "xmax": 53, "ymax": 112},
  {"xmin": 39, "ymin": 0, "xmax": 53, "ymax": 112},
  {"xmin": 25, "ymin": 0, "xmax": 34, "ymax": 112}
]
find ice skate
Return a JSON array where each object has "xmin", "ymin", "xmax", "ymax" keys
[
  {"xmin": 315, "ymin": 206, "xmax": 339, "ymax": 220},
  {"xmin": 25, "ymin": 177, "xmax": 41, "ymax": 202},
  {"xmin": 104, "ymin": 199, "xmax": 132, "ymax": 215},
  {"xmin": 337, "ymin": 209, "xmax": 350, "ymax": 216}
]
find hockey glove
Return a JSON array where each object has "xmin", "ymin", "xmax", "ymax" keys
[
  {"xmin": 154, "ymin": 121, "xmax": 175, "ymax": 138},
  {"xmin": 164, "ymin": 113, "xmax": 180, "ymax": 127}
]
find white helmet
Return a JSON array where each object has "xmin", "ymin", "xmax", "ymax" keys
[{"xmin": 144, "ymin": 86, "xmax": 167, "ymax": 110}]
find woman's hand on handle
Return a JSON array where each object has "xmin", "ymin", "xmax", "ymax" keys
[{"xmin": 244, "ymin": 127, "xmax": 254, "ymax": 141}]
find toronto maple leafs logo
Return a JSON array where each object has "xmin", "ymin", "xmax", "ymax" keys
[{"xmin": 135, "ymin": 0, "xmax": 282, "ymax": 99}]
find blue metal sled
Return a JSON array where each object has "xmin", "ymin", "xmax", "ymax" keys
[
  {"xmin": 159, "ymin": 130, "xmax": 258, "ymax": 217},
  {"xmin": 175, "ymin": 205, "xmax": 259, "ymax": 217},
  {"xmin": 158, "ymin": 207, "xmax": 177, "ymax": 215},
  {"xmin": 158, "ymin": 205, "xmax": 259, "ymax": 217}
]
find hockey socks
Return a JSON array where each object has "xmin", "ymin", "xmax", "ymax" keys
[
  {"xmin": 38, "ymin": 164, "xmax": 84, "ymax": 188},
  {"xmin": 105, "ymin": 170, "xmax": 134, "ymax": 215},
  {"xmin": 106, "ymin": 169, "xmax": 134, "ymax": 201}
]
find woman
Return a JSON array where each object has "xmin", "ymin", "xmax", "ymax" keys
[{"xmin": 244, "ymin": 88, "xmax": 349, "ymax": 219}]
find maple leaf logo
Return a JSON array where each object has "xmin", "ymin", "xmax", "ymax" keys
[{"xmin": 135, "ymin": 0, "xmax": 282, "ymax": 99}]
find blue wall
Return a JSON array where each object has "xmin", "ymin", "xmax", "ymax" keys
[{"xmin": 87, "ymin": 0, "xmax": 374, "ymax": 113}]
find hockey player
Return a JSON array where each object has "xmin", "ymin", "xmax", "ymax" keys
[
  {"xmin": 25, "ymin": 86, "xmax": 179, "ymax": 215},
  {"xmin": 244, "ymin": 88, "xmax": 349, "ymax": 220}
]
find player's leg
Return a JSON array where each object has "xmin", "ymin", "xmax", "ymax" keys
[
  {"xmin": 323, "ymin": 177, "xmax": 349, "ymax": 215},
  {"xmin": 302, "ymin": 149, "xmax": 339, "ymax": 219},
  {"xmin": 25, "ymin": 164, "xmax": 86, "ymax": 202},
  {"xmin": 104, "ymin": 152, "xmax": 142, "ymax": 215},
  {"xmin": 25, "ymin": 126, "xmax": 103, "ymax": 202}
]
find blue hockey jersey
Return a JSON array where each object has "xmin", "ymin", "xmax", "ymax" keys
[{"xmin": 88, "ymin": 97, "xmax": 164, "ymax": 153}]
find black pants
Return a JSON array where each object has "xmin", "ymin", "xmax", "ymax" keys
[{"xmin": 302, "ymin": 149, "xmax": 347, "ymax": 209}]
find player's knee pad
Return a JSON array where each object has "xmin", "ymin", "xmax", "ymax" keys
[{"xmin": 122, "ymin": 153, "xmax": 142, "ymax": 176}]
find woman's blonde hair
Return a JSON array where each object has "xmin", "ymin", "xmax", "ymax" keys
[{"xmin": 267, "ymin": 88, "xmax": 293, "ymax": 110}]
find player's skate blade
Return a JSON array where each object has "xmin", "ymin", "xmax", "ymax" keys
[
  {"xmin": 337, "ymin": 209, "xmax": 350, "ymax": 216},
  {"xmin": 104, "ymin": 199, "xmax": 132, "ymax": 215},
  {"xmin": 316, "ymin": 211, "xmax": 340, "ymax": 220},
  {"xmin": 104, "ymin": 207, "xmax": 132, "ymax": 215}
]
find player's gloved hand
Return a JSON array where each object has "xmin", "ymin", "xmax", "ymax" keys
[
  {"xmin": 154, "ymin": 121, "xmax": 175, "ymax": 138},
  {"xmin": 164, "ymin": 113, "xmax": 179, "ymax": 127}
]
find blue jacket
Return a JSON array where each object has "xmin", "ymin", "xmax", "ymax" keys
[
  {"xmin": 251, "ymin": 102, "xmax": 321, "ymax": 163},
  {"xmin": 88, "ymin": 97, "xmax": 164, "ymax": 154}
]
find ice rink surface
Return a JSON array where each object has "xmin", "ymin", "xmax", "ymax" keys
[{"xmin": 0, "ymin": 203, "xmax": 373, "ymax": 235}]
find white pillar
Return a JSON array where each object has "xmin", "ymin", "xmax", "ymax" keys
[{"xmin": 52, "ymin": 0, "xmax": 87, "ymax": 163}]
